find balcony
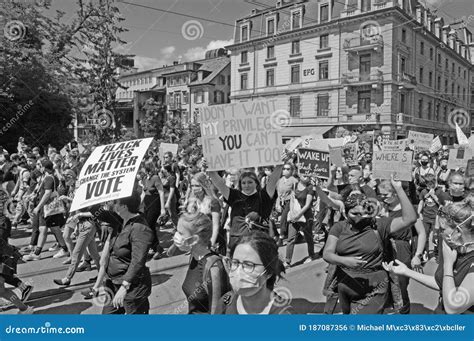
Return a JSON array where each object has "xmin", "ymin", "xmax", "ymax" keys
[
  {"xmin": 168, "ymin": 102, "xmax": 182, "ymax": 111},
  {"xmin": 340, "ymin": 113, "xmax": 382, "ymax": 124},
  {"xmin": 343, "ymin": 35, "xmax": 383, "ymax": 52},
  {"xmin": 373, "ymin": 1, "xmax": 393, "ymax": 9},
  {"xmin": 397, "ymin": 72, "xmax": 417, "ymax": 89},
  {"xmin": 342, "ymin": 70, "xmax": 383, "ymax": 88}
]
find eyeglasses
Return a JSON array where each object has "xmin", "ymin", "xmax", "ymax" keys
[{"xmin": 223, "ymin": 257, "xmax": 264, "ymax": 274}]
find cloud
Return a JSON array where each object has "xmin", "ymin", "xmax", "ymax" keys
[
  {"xmin": 161, "ymin": 46, "xmax": 176, "ymax": 57},
  {"xmin": 183, "ymin": 39, "xmax": 233, "ymax": 61},
  {"xmin": 133, "ymin": 56, "xmax": 168, "ymax": 71}
]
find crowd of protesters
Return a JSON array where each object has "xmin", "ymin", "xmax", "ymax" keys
[{"xmin": 0, "ymin": 133, "xmax": 473, "ymax": 315}]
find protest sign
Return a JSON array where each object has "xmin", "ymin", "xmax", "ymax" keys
[
  {"xmin": 372, "ymin": 150, "xmax": 413, "ymax": 181},
  {"xmin": 456, "ymin": 122, "xmax": 469, "ymax": 146},
  {"xmin": 200, "ymin": 100, "xmax": 284, "ymax": 171},
  {"xmin": 307, "ymin": 138, "xmax": 345, "ymax": 151},
  {"xmin": 341, "ymin": 142, "xmax": 359, "ymax": 166},
  {"xmin": 301, "ymin": 134, "xmax": 323, "ymax": 148},
  {"xmin": 407, "ymin": 131, "xmax": 434, "ymax": 153},
  {"xmin": 382, "ymin": 139, "xmax": 408, "ymax": 152},
  {"xmin": 429, "ymin": 136, "xmax": 442, "ymax": 154},
  {"xmin": 448, "ymin": 148, "xmax": 473, "ymax": 170},
  {"xmin": 70, "ymin": 138, "xmax": 153, "ymax": 212},
  {"xmin": 297, "ymin": 148, "xmax": 330, "ymax": 178},
  {"xmin": 466, "ymin": 159, "xmax": 474, "ymax": 178},
  {"xmin": 329, "ymin": 146, "xmax": 344, "ymax": 167},
  {"xmin": 285, "ymin": 137, "xmax": 303, "ymax": 152}
]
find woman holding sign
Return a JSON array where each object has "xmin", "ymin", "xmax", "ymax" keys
[
  {"xmin": 323, "ymin": 175, "xmax": 417, "ymax": 314},
  {"xmin": 207, "ymin": 161, "xmax": 284, "ymax": 250}
]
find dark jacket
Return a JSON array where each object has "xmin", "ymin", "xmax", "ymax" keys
[{"xmin": 106, "ymin": 214, "xmax": 153, "ymax": 284}]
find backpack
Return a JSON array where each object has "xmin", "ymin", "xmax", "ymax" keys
[{"xmin": 202, "ymin": 254, "xmax": 231, "ymax": 312}]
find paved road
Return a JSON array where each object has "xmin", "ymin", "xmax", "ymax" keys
[{"xmin": 1, "ymin": 223, "xmax": 440, "ymax": 314}]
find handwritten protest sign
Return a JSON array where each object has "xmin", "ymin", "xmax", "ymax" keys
[
  {"xmin": 297, "ymin": 148, "xmax": 330, "ymax": 178},
  {"xmin": 466, "ymin": 159, "xmax": 474, "ymax": 178},
  {"xmin": 372, "ymin": 150, "xmax": 413, "ymax": 181},
  {"xmin": 200, "ymin": 100, "xmax": 284, "ymax": 171},
  {"xmin": 70, "ymin": 138, "xmax": 153, "ymax": 212},
  {"xmin": 382, "ymin": 139, "xmax": 408, "ymax": 152},
  {"xmin": 329, "ymin": 146, "xmax": 344, "ymax": 167},
  {"xmin": 342, "ymin": 142, "xmax": 359, "ymax": 166},
  {"xmin": 408, "ymin": 131, "xmax": 434, "ymax": 153},
  {"xmin": 429, "ymin": 136, "xmax": 442, "ymax": 154},
  {"xmin": 448, "ymin": 148, "xmax": 473, "ymax": 170}
]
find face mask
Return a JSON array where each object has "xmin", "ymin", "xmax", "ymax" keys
[
  {"xmin": 173, "ymin": 232, "xmax": 198, "ymax": 252},
  {"xmin": 229, "ymin": 267, "xmax": 267, "ymax": 296},
  {"xmin": 242, "ymin": 189, "xmax": 257, "ymax": 196},
  {"xmin": 441, "ymin": 165, "xmax": 447, "ymax": 170},
  {"xmin": 349, "ymin": 216, "xmax": 374, "ymax": 230},
  {"xmin": 449, "ymin": 187, "xmax": 464, "ymax": 197},
  {"xmin": 442, "ymin": 216, "xmax": 474, "ymax": 254},
  {"xmin": 420, "ymin": 161, "xmax": 429, "ymax": 166}
]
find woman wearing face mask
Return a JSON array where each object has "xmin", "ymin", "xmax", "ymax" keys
[
  {"xmin": 216, "ymin": 231, "xmax": 290, "ymax": 314},
  {"xmin": 175, "ymin": 211, "xmax": 229, "ymax": 314},
  {"xmin": 184, "ymin": 172, "xmax": 224, "ymax": 254},
  {"xmin": 383, "ymin": 198, "xmax": 474, "ymax": 314},
  {"xmin": 323, "ymin": 175, "xmax": 417, "ymax": 314},
  {"xmin": 378, "ymin": 180, "xmax": 426, "ymax": 314},
  {"xmin": 439, "ymin": 172, "xmax": 466, "ymax": 205},
  {"xmin": 436, "ymin": 158, "xmax": 451, "ymax": 191},
  {"xmin": 208, "ymin": 163, "xmax": 283, "ymax": 250},
  {"xmin": 284, "ymin": 174, "xmax": 317, "ymax": 268}
]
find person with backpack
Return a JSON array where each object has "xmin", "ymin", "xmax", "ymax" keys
[{"xmin": 175, "ymin": 212, "xmax": 229, "ymax": 314}]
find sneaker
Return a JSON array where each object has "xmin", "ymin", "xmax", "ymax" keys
[
  {"xmin": 53, "ymin": 278, "xmax": 71, "ymax": 287},
  {"xmin": 48, "ymin": 243, "xmax": 60, "ymax": 252},
  {"xmin": 81, "ymin": 288, "xmax": 98, "ymax": 300},
  {"xmin": 62, "ymin": 258, "xmax": 72, "ymax": 265},
  {"xmin": 76, "ymin": 262, "xmax": 92, "ymax": 273},
  {"xmin": 22, "ymin": 253, "xmax": 40, "ymax": 262},
  {"xmin": 20, "ymin": 245, "xmax": 33, "ymax": 254},
  {"xmin": 18, "ymin": 306, "xmax": 34, "ymax": 314},
  {"xmin": 21, "ymin": 284, "xmax": 34, "ymax": 303},
  {"xmin": 52, "ymin": 249, "xmax": 69, "ymax": 259}
]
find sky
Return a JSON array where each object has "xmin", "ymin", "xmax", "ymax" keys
[{"xmin": 43, "ymin": 0, "xmax": 474, "ymax": 71}]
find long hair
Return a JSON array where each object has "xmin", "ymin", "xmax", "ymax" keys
[{"xmin": 184, "ymin": 172, "xmax": 218, "ymax": 215}]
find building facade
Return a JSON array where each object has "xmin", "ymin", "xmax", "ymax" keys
[{"xmin": 227, "ymin": 0, "xmax": 473, "ymax": 143}]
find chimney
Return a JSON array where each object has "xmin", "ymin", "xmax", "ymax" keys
[
  {"xmin": 442, "ymin": 25, "xmax": 450, "ymax": 45},
  {"xmin": 448, "ymin": 29, "xmax": 456, "ymax": 49},
  {"xmin": 434, "ymin": 17, "xmax": 443, "ymax": 39}
]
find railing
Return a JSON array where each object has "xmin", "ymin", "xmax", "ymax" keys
[
  {"xmin": 343, "ymin": 35, "xmax": 383, "ymax": 50},
  {"xmin": 342, "ymin": 70, "xmax": 383, "ymax": 84},
  {"xmin": 398, "ymin": 72, "xmax": 417, "ymax": 85}
]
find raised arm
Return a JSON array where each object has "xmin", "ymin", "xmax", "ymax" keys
[
  {"xmin": 389, "ymin": 176, "xmax": 417, "ymax": 234},
  {"xmin": 208, "ymin": 171, "xmax": 230, "ymax": 201},
  {"xmin": 265, "ymin": 165, "xmax": 283, "ymax": 199}
]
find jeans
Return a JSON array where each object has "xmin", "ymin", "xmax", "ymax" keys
[
  {"xmin": 285, "ymin": 220, "xmax": 314, "ymax": 263},
  {"xmin": 65, "ymin": 221, "xmax": 100, "ymax": 281},
  {"xmin": 144, "ymin": 194, "xmax": 161, "ymax": 252},
  {"xmin": 279, "ymin": 201, "xmax": 290, "ymax": 238}
]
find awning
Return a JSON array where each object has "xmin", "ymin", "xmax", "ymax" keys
[{"xmin": 282, "ymin": 125, "xmax": 334, "ymax": 138}]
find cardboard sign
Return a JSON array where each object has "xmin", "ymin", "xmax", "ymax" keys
[
  {"xmin": 307, "ymin": 138, "xmax": 345, "ymax": 151},
  {"xmin": 373, "ymin": 132, "xmax": 390, "ymax": 152},
  {"xmin": 341, "ymin": 142, "xmax": 359, "ymax": 166},
  {"xmin": 70, "ymin": 138, "xmax": 153, "ymax": 212},
  {"xmin": 285, "ymin": 137, "xmax": 303, "ymax": 152},
  {"xmin": 466, "ymin": 159, "xmax": 474, "ymax": 178},
  {"xmin": 448, "ymin": 148, "xmax": 473, "ymax": 170},
  {"xmin": 382, "ymin": 139, "xmax": 408, "ymax": 152},
  {"xmin": 372, "ymin": 150, "xmax": 413, "ymax": 181},
  {"xmin": 200, "ymin": 100, "xmax": 284, "ymax": 171},
  {"xmin": 429, "ymin": 136, "xmax": 442, "ymax": 154},
  {"xmin": 297, "ymin": 148, "xmax": 330, "ymax": 178},
  {"xmin": 329, "ymin": 146, "xmax": 344, "ymax": 167},
  {"xmin": 407, "ymin": 131, "xmax": 434, "ymax": 153}
]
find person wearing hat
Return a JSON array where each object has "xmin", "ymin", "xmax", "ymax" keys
[{"xmin": 23, "ymin": 159, "xmax": 68, "ymax": 261}]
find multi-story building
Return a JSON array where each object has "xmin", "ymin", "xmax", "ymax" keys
[
  {"xmin": 125, "ymin": 49, "xmax": 230, "ymax": 137},
  {"xmin": 227, "ymin": 0, "xmax": 473, "ymax": 143}
]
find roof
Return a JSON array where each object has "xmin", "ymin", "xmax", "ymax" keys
[{"xmin": 188, "ymin": 56, "xmax": 230, "ymax": 87}]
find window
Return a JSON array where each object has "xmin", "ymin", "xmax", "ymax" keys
[
  {"xmin": 445, "ymin": 79, "xmax": 448, "ymax": 93},
  {"xmin": 241, "ymin": 25, "xmax": 249, "ymax": 42},
  {"xmin": 266, "ymin": 69, "xmax": 275, "ymax": 87},
  {"xmin": 437, "ymin": 53, "xmax": 441, "ymax": 65},
  {"xmin": 463, "ymin": 88, "xmax": 466, "ymax": 101},
  {"xmin": 291, "ymin": 64, "xmax": 300, "ymax": 84},
  {"xmin": 419, "ymin": 67, "xmax": 424, "ymax": 84},
  {"xmin": 428, "ymin": 72, "xmax": 433, "ymax": 87},
  {"xmin": 289, "ymin": 96, "xmax": 301, "ymax": 117},
  {"xmin": 240, "ymin": 73, "xmax": 248, "ymax": 90},
  {"xmin": 451, "ymin": 83, "xmax": 454, "ymax": 96},
  {"xmin": 220, "ymin": 75, "xmax": 226, "ymax": 85},
  {"xmin": 317, "ymin": 94, "xmax": 329, "ymax": 116},
  {"xmin": 464, "ymin": 70, "xmax": 467, "ymax": 79},
  {"xmin": 267, "ymin": 18, "xmax": 275, "ymax": 36},
  {"xmin": 291, "ymin": 40, "xmax": 300, "ymax": 55},
  {"xmin": 401, "ymin": 29, "xmax": 406, "ymax": 43},
  {"xmin": 430, "ymin": 47, "xmax": 434, "ymax": 60},
  {"xmin": 437, "ymin": 76, "xmax": 441, "ymax": 90},
  {"xmin": 214, "ymin": 91, "xmax": 223, "ymax": 104},
  {"xmin": 267, "ymin": 45, "xmax": 275, "ymax": 59},
  {"xmin": 452, "ymin": 63, "xmax": 455, "ymax": 73},
  {"xmin": 320, "ymin": 34, "xmax": 329, "ymax": 49},
  {"xmin": 458, "ymin": 66, "xmax": 461, "ymax": 77},
  {"xmin": 445, "ymin": 58, "xmax": 449, "ymax": 70},
  {"xmin": 360, "ymin": 54, "xmax": 371, "ymax": 78},
  {"xmin": 292, "ymin": 10, "xmax": 301, "ymax": 29},
  {"xmin": 319, "ymin": 61, "xmax": 329, "ymax": 80},
  {"xmin": 320, "ymin": 4, "xmax": 329, "ymax": 23},
  {"xmin": 417, "ymin": 99, "xmax": 424, "ymax": 118},
  {"xmin": 457, "ymin": 85, "xmax": 460, "ymax": 98},
  {"xmin": 195, "ymin": 91, "xmax": 203, "ymax": 104},
  {"xmin": 400, "ymin": 57, "xmax": 406, "ymax": 73},
  {"xmin": 420, "ymin": 41, "xmax": 424, "ymax": 55},
  {"xmin": 444, "ymin": 106, "xmax": 448, "ymax": 123},
  {"xmin": 358, "ymin": 90, "xmax": 371, "ymax": 114},
  {"xmin": 400, "ymin": 93, "xmax": 406, "ymax": 114},
  {"xmin": 241, "ymin": 51, "xmax": 248, "ymax": 64},
  {"xmin": 427, "ymin": 102, "xmax": 432, "ymax": 120},
  {"xmin": 183, "ymin": 91, "xmax": 188, "ymax": 104},
  {"xmin": 361, "ymin": 0, "xmax": 371, "ymax": 12},
  {"xmin": 227, "ymin": 75, "xmax": 231, "ymax": 85}
]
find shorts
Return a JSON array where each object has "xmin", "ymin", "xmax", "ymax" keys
[{"xmin": 33, "ymin": 207, "xmax": 65, "ymax": 227}]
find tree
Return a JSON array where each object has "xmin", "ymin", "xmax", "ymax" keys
[{"xmin": 139, "ymin": 97, "xmax": 166, "ymax": 138}]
